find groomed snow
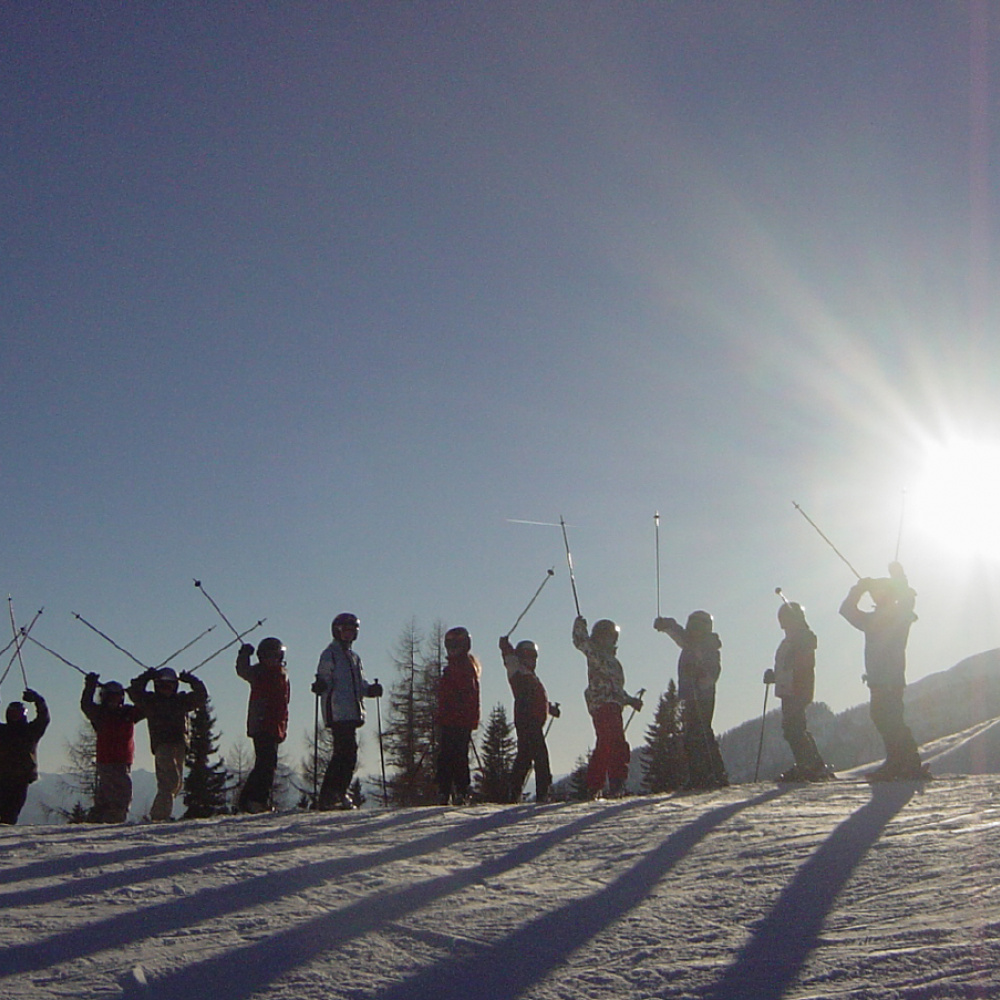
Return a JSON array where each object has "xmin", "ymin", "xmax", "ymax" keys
[{"xmin": 2, "ymin": 776, "xmax": 999, "ymax": 999}]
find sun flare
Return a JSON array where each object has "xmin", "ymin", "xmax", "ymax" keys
[{"xmin": 909, "ymin": 439, "xmax": 1000, "ymax": 559}]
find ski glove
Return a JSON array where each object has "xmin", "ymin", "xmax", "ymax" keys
[
  {"xmin": 311, "ymin": 678, "xmax": 327, "ymax": 696},
  {"xmin": 763, "ymin": 668, "xmax": 776, "ymax": 685},
  {"xmin": 367, "ymin": 681, "xmax": 383, "ymax": 698}
]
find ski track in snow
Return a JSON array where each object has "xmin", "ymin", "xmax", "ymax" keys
[{"xmin": 2, "ymin": 778, "xmax": 999, "ymax": 999}]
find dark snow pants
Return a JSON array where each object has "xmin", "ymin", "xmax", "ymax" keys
[
  {"xmin": 682, "ymin": 689, "xmax": 728, "ymax": 789},
  {"xmin": 318, "ymin": 722, "xmax": 359, "ymax": 808},
  {"xmin": 239, "ymin": 736, "xmax": 279, "ymax": 812},
  {"xmin": 0, "ymin": 779, "xmax": 29, "ymax": 825},
  {"xmin": 436, "ymin": 725, "xmax": 472, "ymax": 803},
  {"xmin": 869, "ymin": 683, "xmax": 920, "ymax": 770},
  {"xmin": 780, "ymin": 696, "xmax": 825, "ymax": 772},
  {"xmin": 510, "ymin": 722, "xmax": 551, "ymax": 802}
]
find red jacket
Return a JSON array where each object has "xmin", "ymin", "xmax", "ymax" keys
[
  {"xmin": 236, "ymin": 658, "xmax": 290, "ymax": 742},
  {"xmin": 81, "ymin": 689, "xmax": 143, "ymax": 766},
  {"xmin": 437, "ymin": 654, "xmax": 481, "ymax": 729}
]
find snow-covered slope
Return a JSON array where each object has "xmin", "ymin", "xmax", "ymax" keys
[{"xmin": 3, "ymin": 775, "xmax": 999, "ymax": 999}]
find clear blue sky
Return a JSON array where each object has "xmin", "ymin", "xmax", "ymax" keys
[{"xmin": 4, "ymin": 3, "xmax": 1000, "ymax": 782}]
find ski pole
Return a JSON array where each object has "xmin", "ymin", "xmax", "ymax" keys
[
  {"xmin": 753, "ymin": 677, "xmax": 772, "ymax": 782},
  {"xmin": 654, "ymin": 511, "xmax": 661, "ymax": 618},
  {"xmin": 193, "ymin": 579, "xmax": 243, "ymax": 641},
  {"xmin": 518, "ymin": 708, "xmax": 560, "ymax": 802},
  {"xmin": 72, "ymin": 612, "xmax": 151, "ymax": 669},
  {"xmin": 23, "ymin": 635, "xmax": 89, "ymax": 677},
  {"xmin": 375, "ymin": 682, "xmax": 388, "ymax": 808},
  {"xmin": 623, "ymin": 687, "xmax": 646, "ymax": 734},
  {"xmin": 506, "ymin": 568, "xmax": 555, "ymax": 637},
  {"xmin": 188, "ymin": 619, "xmax": 266, "ymax": 673},
  {"xmin": 153, "ymin": 625, "xmax": 217, "ymax": 670},
  {"xmin": 560, "ymin": 516, "xmax": 582, "ymax": 617},
  {"xmin": 7, "ymin": 597, "xmax": 30, "ymax": 688},
  {"xmin": 894, "ymin": 488, "xmax": 907, "ymax": 562},
  {"xmin": 312, "ymin": 695, "xmax": 320, "ymax": 809},
  {"xmin": 0, "ymin": 610, "xmax": 44, "ymax": 688},
  {"xmin": 791, "ymin": 502, "xmax": 861, "ymax": 579}
]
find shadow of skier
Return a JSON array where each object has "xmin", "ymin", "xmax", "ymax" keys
[
  {"xmin": 699, "ymin": 781, "xmax": 916, "ymax": 1000},
  {"xmin": 370, "ymin": 787, "xmax": 786, "ymax": 1000}
]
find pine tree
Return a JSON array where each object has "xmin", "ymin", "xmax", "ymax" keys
[
  {"xmin": 476, "ymin": 704, "xmax": 515, "ymax": 803},
  {"xmin": 59, "ymin": 725, "xmax": 97, "ymax": 819},
  {"xmin": 642, "ymin": 680, "xmax": 687, "ymax": 793},
  {"xmin": 568, "ymin": 752, "xmax": 591, "ymax": 801},
  {"xmin": 383, "ymin": 619, "xmax": 439, "ymax": 805},
  {"xmin": 183, "ymin": 699, "xmax": 229, "ymax": 819},
  {"xmin": 225, "ymin": 739, "xmax": 253, "ymax": 811}
]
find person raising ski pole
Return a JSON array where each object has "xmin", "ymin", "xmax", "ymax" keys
[
  {"xmin": 500, "ymin": 635, "xmax": 558, "ymax": 803},
  {"xmin": 235, "ymin": 637, "xmax": 290, "ymax": 814},
  {"xmin": 573, "ymin": 615, "xmax": 642, "ymax": 799},
  {"xmin": 653, "ymin": 611, "xmax": 728, "ymax": 790},
  {"xmin": 128, "ymin": 666, "xmax": 207, "ymax": 821},
  {"xmin": 840, "ymin": 562, "xmax": 924, "ymax": 781}
]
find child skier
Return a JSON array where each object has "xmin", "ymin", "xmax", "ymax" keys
[
  {"xmin": 81, "ymin": 674, "xmax": 145, "ymax": 822},
  {"xmin": 128, "ymin": 666, "xmax": 208, "ymax": 820},
  {"xmin": 500, "ymin": 635, "xmax": 559, "ymax": 803},
  {"xmin": 435, "ymin": 626, "xmax": 481, "ymax": 805},
  {"xmin": 312, "ymin": 613, "xmax": 382, "ymax": 811},
  {"xmin": 573, "ymin": 615, "xmax": 642, "ymax": 798},
  {"xmin": 0, "ymin": 690, "xmax": 49, "ymax": 825},
  {"xmin": 235, "ymin": 636, "xmax": 290, "ymax": 813},
  {"xmin": 653, "ymin": 611, "xmax": 728, "ymax": 789},
  {"xmin": 840, "ymin": 562, "xmax": 923, "ymax": 781},
  {"xmin": 766, "ymin": 602, "xmax": 830, "ymax": 782}
]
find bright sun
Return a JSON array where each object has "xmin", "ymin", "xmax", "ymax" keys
[{"xmin": 909, "ymin": 439, "xmax": 1000, "ymax": 559}]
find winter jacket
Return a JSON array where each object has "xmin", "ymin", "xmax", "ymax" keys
[
  {"xmin": 236, "ymin": 651, "xmax": 290, "ymax": 741},
  {"xmin": 773, "ymin": 627, "xmax": 817, "ymax": 702},
  {"xmin": 437, "ymin": 654, "xmax": 481, "ymax": 730},
  {"xmin": 81, "ymin": 682, "xmax": 143, "ymax": 766},
  {"xmin": 655, "ymin": 619, "xmax": 722, "ymax": 704},
  {"xmin": 128, "ymin": 673, "xmax": 208, "ymax": 752},
  {"xmin": 316, "ymin": 640, "xmax": 372, "ymax": 727},
  {"xmin": 839, "ymin": 583, "xmax": 916, "ymax": 688},
  {"xmin": 573, "ymin": 617, "xmax": 629, "ymax": 714},
  {"xmin": 501, "ymin": 643, "xmax": 548, "ymax": 730},
  {"xmin": 0, "ymin": 696, "xmax": 49, "ymax": 784}
]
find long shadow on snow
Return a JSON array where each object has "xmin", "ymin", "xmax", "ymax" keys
[
  {"xmin": 369, "ymin": 788, "xmax": 786, "ymax": 1000},
  {"xmin": 0, "ymin": 807, "xmax": 437, "ymax": 907},
  {"xmin": 699, "ymin": 781, "xmax": 916, "ymax": 1000},
  {"xmin": 0, "ymin": 804, "xmax": 540, "ymax": 977},
  {"xmin": 129, "ymin": 798, "xmax": 653, "ymax": 999}
]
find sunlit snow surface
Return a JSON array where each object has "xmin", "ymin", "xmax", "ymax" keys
[{"xmin": 2, "ymin": 778, "xmax": 999, "ymax": 999}]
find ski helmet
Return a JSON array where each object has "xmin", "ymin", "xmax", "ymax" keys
[
  {"xmin": 100, "ymin": 681, "xmax": 125, "ymax": 702},
  {"xmin": 777, "ymin": 602, "xmax": 807, "ymax": 629},
  {"xmin": 156, "ymin": 667, "xmax": 178, "ymax": 683},
  {"xmin": 686, "ymin": 610, "xmax": 713, "ymax": 635},
  {"xmin": 5, "ymin": 702, "xmax": 25, "ymax": 724},
  {"xmin": 444, "ymin": 626, "xmax": 472, "ymax": 654},
  {"xmin": 515, "ymin": 639, "xmax": 538, "ymax": 663},
  {"xmin": 591, "ymin": 619, "xmax": 620, "ymax": 650},
  {"xmin": 331, "ymin": 613, "xmax": 360, "ymax": 637},
  {"xmin": 256, "ymin": 636, "xmax": 286, "ymax": 659}
]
